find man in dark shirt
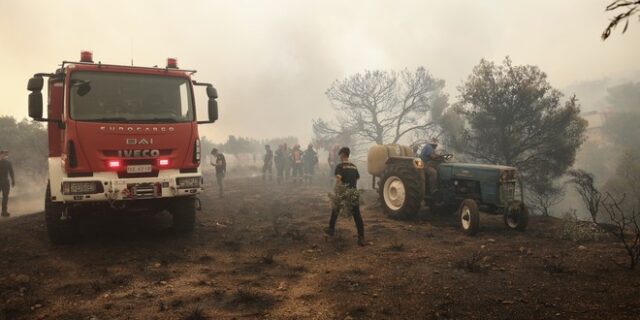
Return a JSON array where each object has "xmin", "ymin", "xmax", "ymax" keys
[
  {"xmin": 302, "ymin": 144, "xmax": 318, "ymax": 184},
  {"xmin": 326, "ymin": 147, "xmax": 365, "ymax": 246},
  {"xmin": 0, "ymin": 150, "xmax": 15, "ymax": 217},
  {"xmin": 210, "ymin": 148, "xmax": 227, "ymax": 198},
  {"xmin": 262, "ymin": 145, "xmax": 273, "ymax": 181}
]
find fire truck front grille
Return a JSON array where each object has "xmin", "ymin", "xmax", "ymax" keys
[{"xmin": 128, "ymin": 183, "xmax": 160, "ymax": 199}]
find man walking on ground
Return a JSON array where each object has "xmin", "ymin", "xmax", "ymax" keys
[
  {"xmin": 326, "ymin": 147, "xmax": 365, "ymax": 246},
  {"xmin": 302, "ymin": 144, "xmax": 318, "ymax": 184},
  {"xmin": 0, "ymin": 150, "xmax": 15, "ymax": 217},
  {"xmin": 262, "ymin": 145, "xmax": 273, "ymax": 181},
  {"xmin": 210, "ymin": 148, "xmax": 227, "ymax": 198}
]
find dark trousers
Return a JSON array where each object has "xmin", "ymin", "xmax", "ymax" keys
[
  {"xmin": 216, "ymin": 173, "xmax": 225, "ymax": 196},
  {"xmin": 276, "ymin": 165, "xmax": 284, "ymax": 183},
  {"xmin": 292, "ymin": 164, "xmax": 303, "ymax": 181},
  {"xmin": 329, "ymin": 202, "xmax": 364, "ymax": 237},
  {"xmin": 263, "ymin": 164, "xmax": 273, "ymax": 180},
  {"xmin": 0, "ymin": 182, "xmax": 9, "ymax": 213}
]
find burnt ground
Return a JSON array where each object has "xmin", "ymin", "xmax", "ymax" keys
[{"xmin": 1, "ymin": 175, "xmax": 639, "ymax": 320}]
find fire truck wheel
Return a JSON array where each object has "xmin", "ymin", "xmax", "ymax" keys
[
  {"xmin": 171, "ymin": 197, "xmax": 196, "ymax": 232},
  {"xmin": 45, "ymin": 182, "xmax": 78, "ymax": 244}
]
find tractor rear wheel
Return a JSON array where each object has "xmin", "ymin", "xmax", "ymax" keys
[{"xmin": 378, "ymin": 163, "xmax": 424, "ymax": 219}]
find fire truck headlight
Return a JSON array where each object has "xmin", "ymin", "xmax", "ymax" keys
[
  {"xmin": 177, "ymin": 177, "xmax": 201, "ymax": 189},
  {"xmin": 62, "ymin": 181, "xmax": 102, "ymax": 195}
]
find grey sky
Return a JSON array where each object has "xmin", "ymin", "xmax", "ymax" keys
[{"xmin": 1, "ymin": 0, "xmax": 639, "ymax": 143}]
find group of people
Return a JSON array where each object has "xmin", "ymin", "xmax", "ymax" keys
[
  {"xmin": 263, "ymin": 143, "xmax": 319, "ymax": 184},
  {"xmin": 208, "ymin": 144, "xmax": 365, "ymax": 246}
]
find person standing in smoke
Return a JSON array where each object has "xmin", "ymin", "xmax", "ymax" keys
[
  {"xmin": 282, "ymin": 143, "xmax": 291, "ymax": 182},
  {"xmin": 0, "ymin": 150, "xmax": 15, "ymax": 217},
  {"xmin": 325, "ymin": 147, "xmax": 365, "ymax": 246},
  {"xmin": 209, "ymin": 148, "xmax": 226, "ymax": 198},
  {"xmin": 274, "ymin": 144, "xmax": 286, "ymax": 184},
  {"xmin": 290, "ymin": 144, "xmax": 304, "ymax": 185},
  {"xmin": 262, "ymin": 144, "xmax": 273, "ymax": 181},
  {"xmin": 302, "ymin": 144, "xmax": 318, "ymax": 184}
]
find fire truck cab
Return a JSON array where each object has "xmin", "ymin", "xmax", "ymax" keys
[{"xmin": 27, "ymin": 51, "xmax": 219, "ymax": 244}]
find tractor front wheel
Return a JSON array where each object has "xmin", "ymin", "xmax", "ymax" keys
[
  {"xmin": 504, "ymin": 203, "xmax": 529, "ymax": 231},
  {"xmin": 459, "ymin": 199, "xmax": 480, "ymax": 236}
]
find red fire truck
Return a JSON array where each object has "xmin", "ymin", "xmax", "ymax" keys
[{"xmin": 27, "ymin": 51, "xmax": 219, "ymax": 244}]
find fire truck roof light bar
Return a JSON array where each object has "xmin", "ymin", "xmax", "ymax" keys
[{"xmin": 60, "ymin": 60, "xmax": 197, "ymax": 74}]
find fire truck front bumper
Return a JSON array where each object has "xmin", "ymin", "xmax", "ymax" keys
[{"xmin": 53, "ymin": 170, "xmax": 204, "ymax": 203}]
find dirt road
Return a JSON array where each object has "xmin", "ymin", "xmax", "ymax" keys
[{"xmin": 1, "ymin": 176, "xmax": 639, "ymax": 319}]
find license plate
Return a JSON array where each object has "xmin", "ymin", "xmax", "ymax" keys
[{"xmin": 127, "ymin": 164, "xmax": 152, "ymax": 173}]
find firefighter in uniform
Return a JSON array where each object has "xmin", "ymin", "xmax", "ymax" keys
[{"xmin": 326, "ymin": 147, "xmax": 365, "ymax": 246}]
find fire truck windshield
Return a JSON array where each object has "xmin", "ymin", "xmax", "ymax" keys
[{"xmin": 69, "ymin": 71, "xmax": 194, "ymax": 123}]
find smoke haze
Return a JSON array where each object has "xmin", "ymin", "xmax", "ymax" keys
[{"xmin": 1, "ymin": 0, "xmax": 640, "ymax": 143}]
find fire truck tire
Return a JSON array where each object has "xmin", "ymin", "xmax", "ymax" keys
[
  {"xmin": 171, "ymin": 197, "xmax": 196, "ymax": 232},
  {"xmin": 45, "ymin": 182, "xmax": 78, "ymax": 244}
]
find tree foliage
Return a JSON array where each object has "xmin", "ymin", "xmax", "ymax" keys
[
  {"xmin": 314, "ymin": 67, "xmax": 448, "ymax": 146},
  {"xmin": 0, "ymin": 116, "xmax": 48, "ymax": 179},
  {"xmin": 452, "ymin": 57, "xmax": 587, "ymax": 184},
  {"xmin": 602, "ymin": 0, "xmax": 640, "ymax": 40}
]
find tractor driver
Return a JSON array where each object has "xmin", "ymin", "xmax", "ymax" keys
[{"xmin": 420, "ymin": 138, "xmax": 440, "ymax": 194}]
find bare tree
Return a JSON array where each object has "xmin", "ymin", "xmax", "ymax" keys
[
  {"xmin": 528, "ymin": 179, "xmax": 565, "ymax": 217},
  {"xmin": 602, "ymin": 193, "xmax": 640, "ymax": 269},
  {"xmin": 313, "ymin": 67, "xmax": 448, "ymax": 146},
  {"xmin": 567, "ymin": 169, "xmax": 604, "ymax": 223},
  {"xmin": 602, "ymin": 0, "xmax": 640, "ymax": 40}
]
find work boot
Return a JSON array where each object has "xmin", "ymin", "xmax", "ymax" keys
[{"xmin": 357, "ymin": 235, "xmax": 366, "ymax": 247}]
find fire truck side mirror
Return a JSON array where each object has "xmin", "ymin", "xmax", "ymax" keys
[
  {"xmin": 206, "ymin": 86, "xmax": 218, "ymax": 99},
  {"xmin": 28, "ymin": 92, "xmax": 44, "ymax": 120},
  {"xmin": 208, "ymin": 99, "xmax": 218, "ymax": 123},
  {"xmin": 27, "ymin": 76, "xmax": 44, "ymax": 91},
  {"xmin": 27, "ymin": 76, "xmax": 44, "ymax": 120}
]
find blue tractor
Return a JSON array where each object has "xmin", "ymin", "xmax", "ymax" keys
[{"xmin": 368, "ymin": 144, "xmax": 529, "ymax": 235}]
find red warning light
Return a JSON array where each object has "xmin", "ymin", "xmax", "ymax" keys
[
  {"xmin": 80, "ymin": 50, "xmax": 94, "ymax": 63},
  {"xmin": 158, "ymin": 158, "xmax": 170, "ymax": 167},
  {"xmin": 108, "ymin": 160, "xmax": 122, "ymax": 169},
  {"xmin": 167, "ymin": 57, "xmax": 178, "ymax": 68}
]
